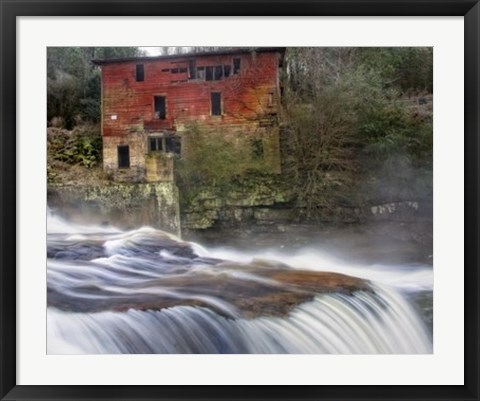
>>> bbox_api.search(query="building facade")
[93,48,284,182]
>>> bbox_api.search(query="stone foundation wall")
[48,182,181,235]
[180,176,432,231]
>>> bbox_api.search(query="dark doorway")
[117,145,130,169]
[211,92,222,116]
[154,96,166,119]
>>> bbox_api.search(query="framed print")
[1,0,479,400]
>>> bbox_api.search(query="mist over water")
[47,212,433,354]
[199,246,433,293]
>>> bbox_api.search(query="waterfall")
[47,212,433,354]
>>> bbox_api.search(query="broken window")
[251,139,264,159]
[148,136,181,155]
[154,96,166,119]
[188,60,197,79]
[214,65,223,80]
[233,58,241,74]
[197,67,206,80]
[117,145,130,169]
[206,66,214,81]
[224,65,231,77]
[211,92,222,116]
[136,64,144,82]
[172,67,187,73]
[149,137,164,152]
[165,137,181,155]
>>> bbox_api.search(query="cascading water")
[47,211,433,354]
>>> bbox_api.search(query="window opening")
[197,67,206,80]
[149,137,164,152]
[135,64,144,82]
[166,137,181,155]
[117,145,130,169]
[172,65,187,73]
[206,66,214,81]
[211,92,222,116]
[233,58,241,74]
[214,65,223,80]
[188,60,197,79]
[224,65,231,77]
[154,96,166,119]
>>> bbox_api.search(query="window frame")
[148,136,165,152]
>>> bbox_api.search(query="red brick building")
[93,48,285,182]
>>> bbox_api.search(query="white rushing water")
[200,247,434,293]
[47,213,433,354]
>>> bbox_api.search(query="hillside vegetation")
[47,47,433,222]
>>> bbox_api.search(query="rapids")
[47,212,433,354]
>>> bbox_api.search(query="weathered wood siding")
[101,51,281,136]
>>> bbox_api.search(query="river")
[47,212,433,354]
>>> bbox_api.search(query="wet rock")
[47,243,106,260]
[48,255,371,319]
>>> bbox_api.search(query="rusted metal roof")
[92,47,285,65]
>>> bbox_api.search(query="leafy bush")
[282,57,433,218]
[360,98,433,167]
[175,124,268,197]
[48,125,102,168]
[47,72,81,129]
[357,47,433,93]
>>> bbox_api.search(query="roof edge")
[92,47,286,65]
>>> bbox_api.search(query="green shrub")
[48,125,102,168]
[176,124,267,187]
[282,63,432,218]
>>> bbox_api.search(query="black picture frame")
[1,1,478,400]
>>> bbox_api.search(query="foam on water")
[47,284,431,354]
[47,212,433,354]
